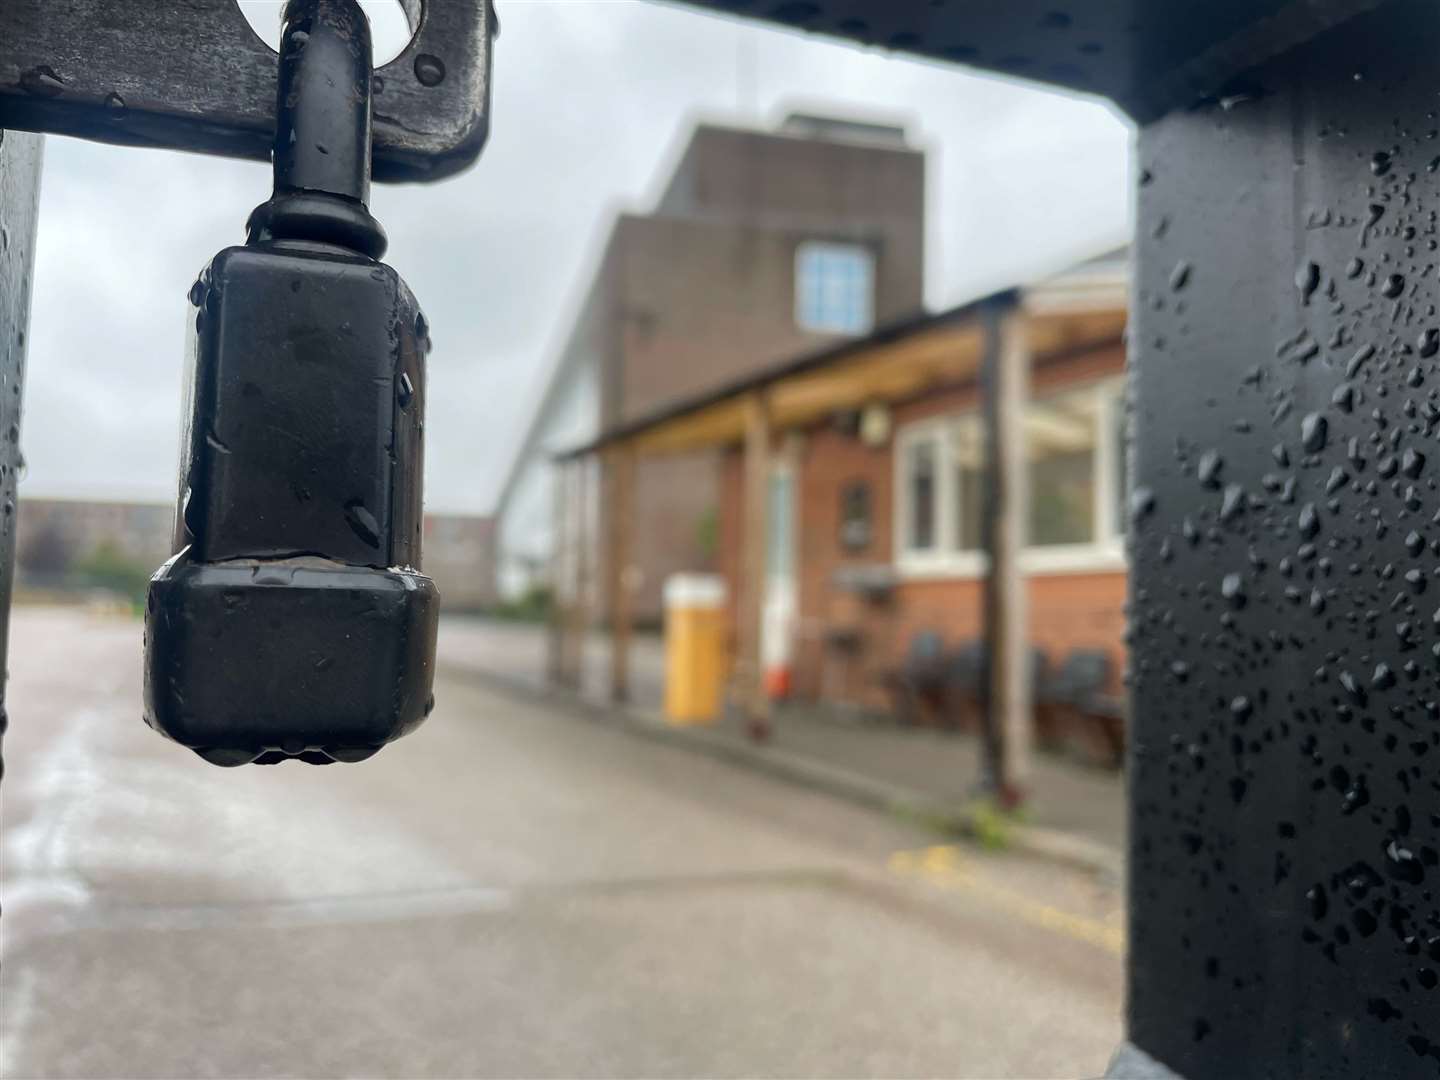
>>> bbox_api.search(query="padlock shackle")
[274,0,373,204]
[247,0,388,259]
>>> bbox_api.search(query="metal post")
[740,391,771,735]
[606,445,635,704]
[0,129,42,789]
[0,128,42,951]
[997,307,1032,798]
[1117,3,1440,1075]
[569,457,593,696]
[546,460,569,687]
[977,297,1028,804]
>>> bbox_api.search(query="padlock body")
[145,239,438,765]
[145,555,437,766]
[176,241,426,565]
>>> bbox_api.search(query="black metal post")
[1120,2,1440,1074]
[0,128,42,788]
[0,128,43,953]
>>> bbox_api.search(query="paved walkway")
[437,617,1126,857]
[3,607,1123,1078]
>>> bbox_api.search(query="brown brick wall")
[611,214,920,424]
[584,121,926,621]
[713,338,1128,710]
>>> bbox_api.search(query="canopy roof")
[556,291,1125,461]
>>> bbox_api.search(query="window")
[894,379,1125,577]
[795,241,874,335]
[1027,392,1099,546]
[839,481,873,552]
[950,420,985,553]
[905,439,936,551]
[765,469,795,583]
[896,415,985,571]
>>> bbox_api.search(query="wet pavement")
[439,616,1127,854]
[2,606,1123,1078]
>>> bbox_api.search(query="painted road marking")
[888,844,1126,956]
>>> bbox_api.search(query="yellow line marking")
[887,845,1126,956]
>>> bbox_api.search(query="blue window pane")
[796,242,874,334]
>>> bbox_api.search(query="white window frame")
[893,416,987,579]
[893,377,1127,580]
[794,240,875,336]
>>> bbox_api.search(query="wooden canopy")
[556,298,1125,460]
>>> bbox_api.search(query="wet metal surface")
[671,0,1384,122]
[1129,3,1440,1074]
[0,0,492,182]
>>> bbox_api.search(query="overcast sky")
[21,0,1132,515]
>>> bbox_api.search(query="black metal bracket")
[0,0,494,183]
[671,0,1385,122]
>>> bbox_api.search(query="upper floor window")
[795,241,874,335]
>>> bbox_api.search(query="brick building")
[493,112,926,619]
[555,251,1129,733]
[421,513,497,611]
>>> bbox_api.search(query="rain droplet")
[343,501,381,548]
[1301,412,1328,453]
[1197,450,1223,489]
[1387,840,1426,884]
[1129,487,1156,522]
[1340,669,1367,703]
[1220,484,1245,522]
[20,65,64,97]
[1346,343,1376,378]
[1221,572,1247,608]
[414,53,446,87]
[1296,261,1321,304]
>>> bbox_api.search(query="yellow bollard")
[662,574,727,724]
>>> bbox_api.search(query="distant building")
[553,249,1130,754]
[493,112,926,619]
[16,497,173,589]
[422,513,497,612]
[15,496,496,611]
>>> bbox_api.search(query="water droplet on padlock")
[343,500,381,548]
[20,65,64,97]
[413,53,446,87]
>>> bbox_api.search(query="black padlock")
[144,0,439,766]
